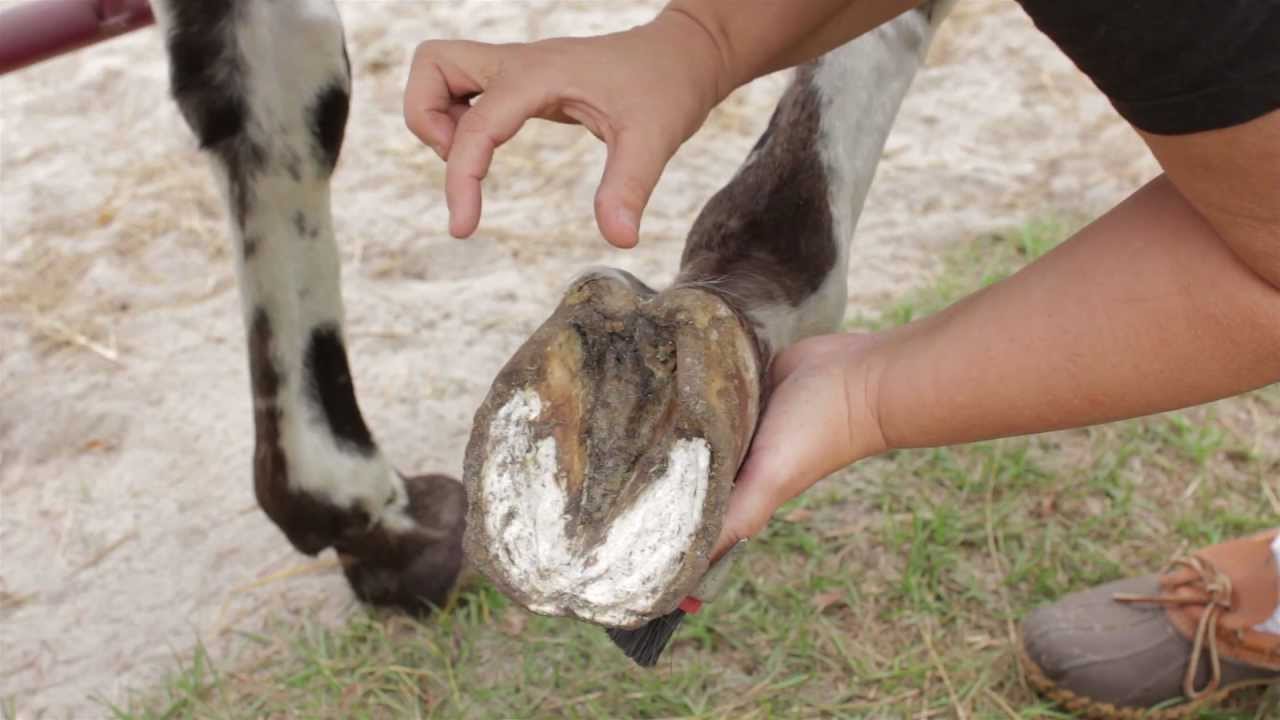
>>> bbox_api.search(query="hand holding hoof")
[463,270,763,628]
[337,473,467,616]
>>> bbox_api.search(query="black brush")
[607,606,689,667]
[606,541,746,666]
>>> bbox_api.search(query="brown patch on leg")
[679,65,835,309]
[246,309,465,613]
[248,308,347,555]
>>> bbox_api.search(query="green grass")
[850,216,1074,331]
[62,216,1280,719]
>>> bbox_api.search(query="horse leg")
[152,0,464,613]
[463,4,952,627]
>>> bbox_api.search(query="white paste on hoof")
[480,389,710,627]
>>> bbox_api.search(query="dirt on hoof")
[337,473,467,615]
[462,270,763,628]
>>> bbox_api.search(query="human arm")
[665,0,922,91]
[712,171,1280,557]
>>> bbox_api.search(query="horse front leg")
[463,4,953,633]
[152,0,464,613]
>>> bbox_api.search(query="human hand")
[710,332,891,560]
[404,11,729,249]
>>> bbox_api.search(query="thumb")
[593,127,675,249]
[710,360,858,560]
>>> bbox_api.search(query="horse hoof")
[337,473,467,615]
[463,269,762,628]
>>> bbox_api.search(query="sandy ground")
[0,1,1160,716]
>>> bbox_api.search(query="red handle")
[0,0,154,76]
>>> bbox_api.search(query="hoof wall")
[463,270,761,627]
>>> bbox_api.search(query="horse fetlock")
[338,473,467,615]
[253,427,466,613]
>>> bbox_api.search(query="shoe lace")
[1113,556,1233,701]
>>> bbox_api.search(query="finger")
[593,127,675,249]
[411,98,472,161]
[446,101,471,126]
[403,40,498,158]
[712,363,857,559]
[711,496,761,561]
[444,84,547,238]
[709,475,787,563]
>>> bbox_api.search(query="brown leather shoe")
[1021,529,1280,718]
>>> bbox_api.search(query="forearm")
[866,175,1280,451]
[661,0,922,97]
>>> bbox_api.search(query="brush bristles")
[605,608,687,667]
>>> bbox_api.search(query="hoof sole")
[463,270,761,627]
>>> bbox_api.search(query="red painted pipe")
[0,0,154,76]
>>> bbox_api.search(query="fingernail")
[611,207,640,248]
[618,207,639,235]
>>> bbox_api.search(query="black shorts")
[1016,0,1280,135]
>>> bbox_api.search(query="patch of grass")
[111,215,1278,719]
[103,644,226,720]
[851,215,1074,331]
